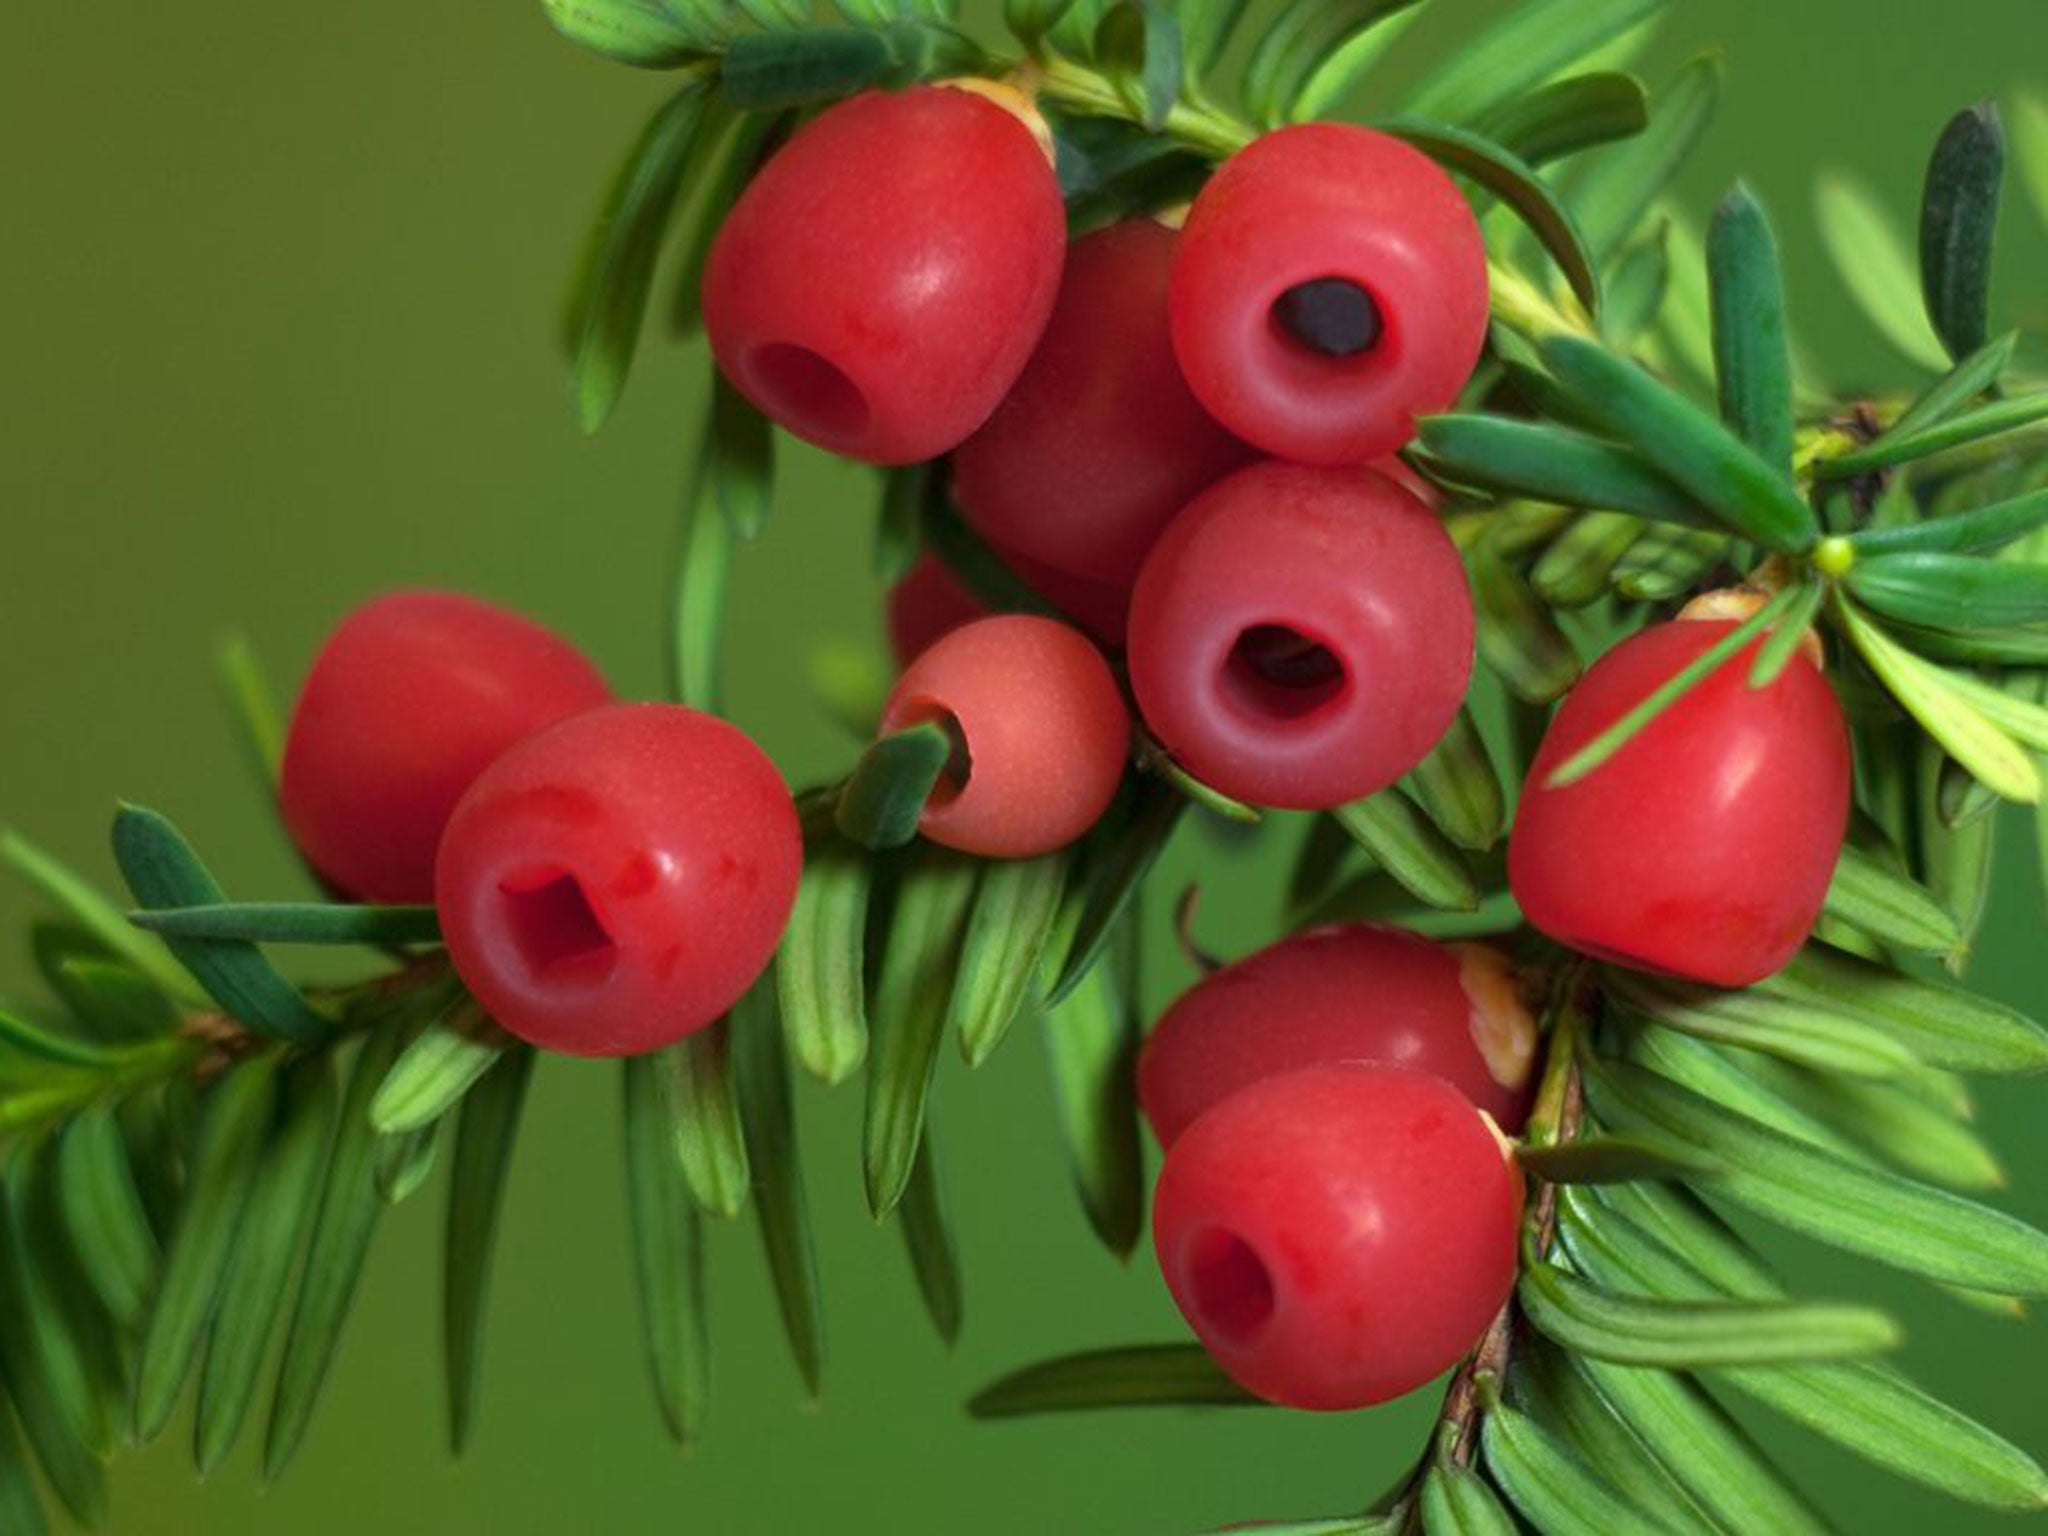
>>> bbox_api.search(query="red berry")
[1509,616,1852,987]
[1138,924,1535,1146]
[703,85,1066,465]
[1169,125,1489,466]
[1127,461,1473,809]
[1153,1066,1522,1411]
[887,555,988,668]
[279,591,612,904]
[953,220,1255,588]
[878,615,1129,859]
[435,703,802,1057]
[998,543,1132,649]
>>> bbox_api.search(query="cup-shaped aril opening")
[1185,1227,1277,1346]
[1269,277,1385,362]
[748,343,872,442]
[890,700,975,808]
[496,866,618,987]
[1221,624,1350,725]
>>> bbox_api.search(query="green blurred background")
[3,1,2045,1530]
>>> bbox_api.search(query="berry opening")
[1221,625,1349,724]
[748,344,872,441]
[496,868,618,985]
[1270,278,1383,359]
[1186,1228,1276,1345]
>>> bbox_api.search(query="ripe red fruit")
[887,555,988,667]
[998,544,1132,649]
[1127,461,1474,809]
[435,703,802,1057]
[1509,616,1852,987]
[703,84,1066,465]
[953,219,1255,588]
[878,615,1129,859]
[279,591,612,904]
[1138,924,1535,1146]
[1169,125,1489,466]
[1153,1066,1522,1411]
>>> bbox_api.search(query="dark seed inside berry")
[1271,279,1383,359]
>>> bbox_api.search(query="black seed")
[1271,279,1383,358]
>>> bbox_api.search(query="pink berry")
[703,85,1066,465]
[1138,924,1536,1146]
[1153,1066,1522,1411]
[953,220,1255,588]
[877,615,1129,859]
[279,591,612,904]
[1169,125,1489,466]
[1127,461,1473,809]
[435,703,802,1057]
[1510,617,1852,987]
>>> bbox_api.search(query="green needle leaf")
[671,373,739,713]
[1281,0,1427,125]
[952,851,1069,1067]
[135,1055,281,1445]
[1820,391,2048,477]
[1815,172,1953,371]
[1582,1055,2048,1296]
[1605,963,1924,1079]
[129,902,441,946]
[265,1016,405,1479]
[968,1343,1257,1417]
[897,1134,963,1345]
[1920,103,2006,361]
[1610,523,1726,603]
[835,721,955,852]
[1042,775,1184,1008]
[1333,790,1480,911]
[1399,706,1505,852]
[54,1108,160,1331]
[1515,1136,1709,1185]
[1416,418,1709,528]
[1042,950,1144,1258]
[1547,586,1799,788]
[1093,1,1182,130]
[1484,1402,1681,1536]
[1468,535,1583,706]
[1821,842,1965,957]
[195,1056,338,1475]
[0,1401,48,1536]
[1541,336,1817,552]
[1848,485,2048,558]
[1886,331,2019,442]
[1380,120,1601,314]
[1767,943,2048,1076]
[213,630,285,792]
[1745,578,1826,688]
[567,77,716,434]
[1834,596,2040,802]
[368,997,512,1137]
[444,1044,534,1456]
[1570,51,1720,266]
[662,1023,752,1221]
[1403,0,1667,126]
[621,1055,709,1447]
[1847,552,2048,631]
[0,1165,108,1525]
[540,0,711,68]
[111,804,328,1044]
[1531,512,1643,610]
[1519,1257,1901,1367]
[1419,1458,1517,1535]
[775,837,872,1084]
[863,846,978,1218]
[1474,71,1649,167]
[2,830,198,1005]
[373,1122,443,1206]
[2013,90,2048,229]
[1707,184,1794,476]
[730,981,826,1396]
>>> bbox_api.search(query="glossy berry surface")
[1138,924,1535,1147]
[1128,461,1474,809]
[435,703,802,1057]
[1169,124,1489,466]
[280,590,612,904]
[1509,617,1852,987]
[999,543,1133,649]
[703,85,1066,465]
[878,615,1128,859]
[887,555,988,668]
[953,220,1254,588]
[1153,1066,1522,1411]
